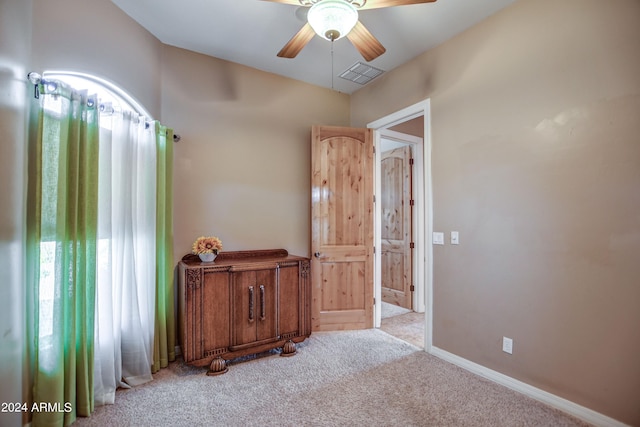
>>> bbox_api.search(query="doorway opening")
[368,99,433,352]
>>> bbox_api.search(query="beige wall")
[390,116,424,137]
[0,0,32,425]
[31,0,163,117]
[352,0,640,424]
[163,45,349,262]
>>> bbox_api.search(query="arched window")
[44,70,152,120]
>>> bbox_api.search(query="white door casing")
[368,99,432,352]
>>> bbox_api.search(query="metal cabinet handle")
[259,285,266,321]
[248,286,254,322]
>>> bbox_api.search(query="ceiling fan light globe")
[307,0,358,42]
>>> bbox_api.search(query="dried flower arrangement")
[191,236,223,255]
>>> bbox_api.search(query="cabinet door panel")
[279,265,300,338]
[202,271,230,355]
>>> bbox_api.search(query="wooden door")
[311,125,374,331]
[381,146,413,309]
[231,268,277,349]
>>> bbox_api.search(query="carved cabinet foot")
[207,357,229,376]
[280,340,297,357]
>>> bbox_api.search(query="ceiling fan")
[261,0,437,62]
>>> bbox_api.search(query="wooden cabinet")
[178,249,311,375]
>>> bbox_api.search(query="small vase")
[198,253,217,263]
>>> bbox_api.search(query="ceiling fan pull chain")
[331,40,335,91]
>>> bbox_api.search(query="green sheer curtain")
[27,81,99,426]
[26,76,176,425]
[153,123,176,373]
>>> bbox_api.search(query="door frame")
[367,99,433,352]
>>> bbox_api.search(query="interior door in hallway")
[311,125,374,331]
[381,146,413,309]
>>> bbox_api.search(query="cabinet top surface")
[180,248,308,269]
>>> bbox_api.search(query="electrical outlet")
[502,337,513,354]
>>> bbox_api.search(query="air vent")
[338,62,384,85]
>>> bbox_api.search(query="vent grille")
[339,62,384,85]
[205,348,226,357]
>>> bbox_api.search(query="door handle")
[248,286,255,322]
[314,252,321,258]
[259,285,266,321]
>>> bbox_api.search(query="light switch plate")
[451,231,459,245]
[433,232,444,245]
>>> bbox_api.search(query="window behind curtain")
[40,71,162,404]
[38,71,152,345]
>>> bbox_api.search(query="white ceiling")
[111,0,518,94]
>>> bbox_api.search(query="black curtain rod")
[28,72,181,143]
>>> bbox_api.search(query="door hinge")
[373,194,376,203]
[410,199,415,206]
[410,285,415,292]
[410,242,415,249]
[373,145,376,154]
[373,297,376,306]
[373,246,376,254]
[409,158,414,165]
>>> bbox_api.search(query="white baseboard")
[429,346,628,427]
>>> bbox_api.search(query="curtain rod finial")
[28,72,42,84]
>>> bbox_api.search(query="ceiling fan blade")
[259,0,305,5]
[358,0,437,10]
[277,23,316,58]
[347,21,386,62]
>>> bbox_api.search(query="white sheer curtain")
[94,110,157,405]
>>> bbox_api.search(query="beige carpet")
[74,329,589,427]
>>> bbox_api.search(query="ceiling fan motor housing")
[307,0,359,41]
